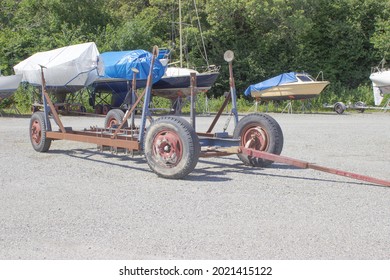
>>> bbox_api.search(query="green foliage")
[371,18,390,58]
[1,0,390,113]
[12,85,35,114]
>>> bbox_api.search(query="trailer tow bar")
[240,147,390,187]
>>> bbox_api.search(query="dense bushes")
[0,0,389,112]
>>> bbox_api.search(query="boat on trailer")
[13,42,101,94]
[244,72,329,101]
[12,42,102,113]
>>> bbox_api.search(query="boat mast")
[179,0,183,68]
[193,0,209,69]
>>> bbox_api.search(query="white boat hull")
[0,74,23,99]
[369,69,390,105]
[370,69,390,86]
[370,69,390,94]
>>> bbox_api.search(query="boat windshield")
[296,74,314,82]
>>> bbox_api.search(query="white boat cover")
[13,42,101,93]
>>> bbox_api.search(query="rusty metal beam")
[40,67,66,133]
[112,46,159,139]
[46,131,140,150]
[190,72,197,129]
[206,94,231,133]
[240,147,390,187]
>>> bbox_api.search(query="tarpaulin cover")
[13,42,101,89]
[100,50,165,83]
[244,72,297,96]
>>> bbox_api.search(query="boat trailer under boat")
[28,47,390,187]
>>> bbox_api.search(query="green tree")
[371,18,390,60]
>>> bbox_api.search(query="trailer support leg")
[40,67,66,133]
[190,72,197,129]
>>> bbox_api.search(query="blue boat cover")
[157,49,170,59]
[244,72,297,96]
[100,49,166,82]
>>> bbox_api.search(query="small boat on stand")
[245,72,330,113]
[245,72,330,101]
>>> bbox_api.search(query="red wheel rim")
[152,130,183,167]
[31,120,42,144]
[107,118,118,128]
[242,125,268,151]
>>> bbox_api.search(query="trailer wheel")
[355,101,366,113]
[30,111,52,152]
[233,113,283,167]
[144,116,200,179]
[104,109,128,128]
[334,102,346,114]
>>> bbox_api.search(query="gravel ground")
[0,111,389,260]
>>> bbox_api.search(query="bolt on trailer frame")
[29,46,390,187]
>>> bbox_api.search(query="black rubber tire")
[334,102,346,114]
[104,109,128,128]
[233,113,283,167]
[144,116,200,179]
[355,101,366,113]
[29,111,52,152]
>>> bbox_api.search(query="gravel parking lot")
[0,111,389,259]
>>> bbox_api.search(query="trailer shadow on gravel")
[47,148,154,174]
[44,148,381,187]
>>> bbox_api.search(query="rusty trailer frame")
[29,46,390,187]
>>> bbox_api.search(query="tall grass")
[1,82,387,115]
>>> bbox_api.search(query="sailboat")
[89,49,166,112]
[151,0,219,100]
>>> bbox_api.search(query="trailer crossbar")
[46,131,140,150]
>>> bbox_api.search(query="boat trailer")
[29,46,390,187]
[324,101,390,114]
